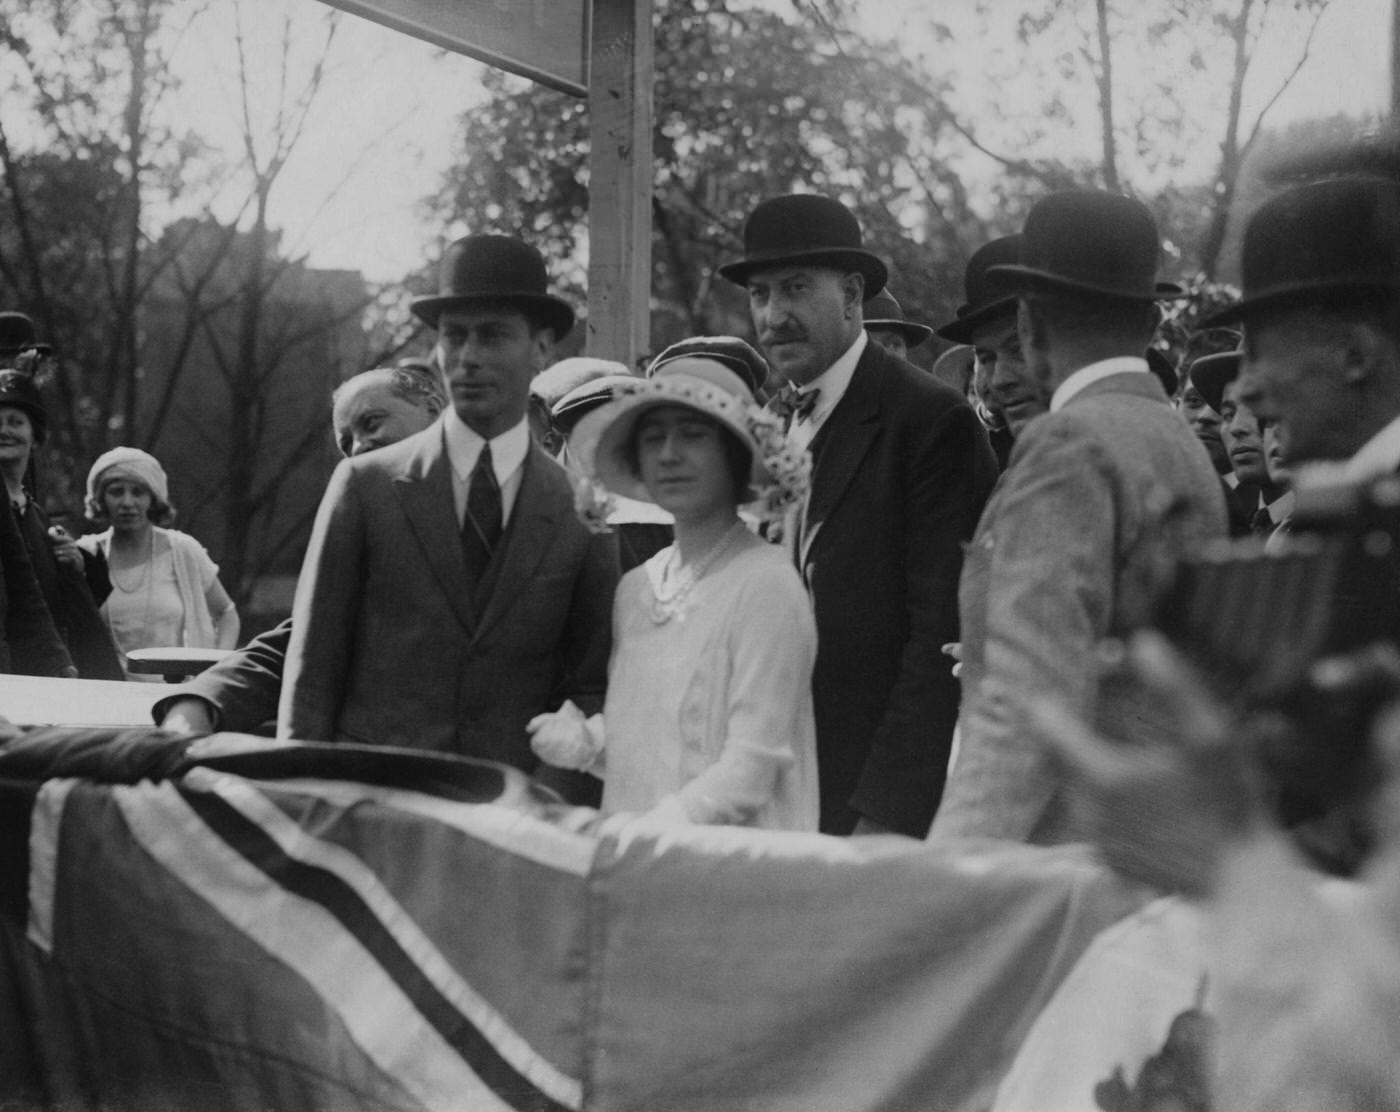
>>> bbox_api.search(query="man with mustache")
[722,194,997,836]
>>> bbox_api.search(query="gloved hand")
[641,794,693,827]
[527,700,603,771]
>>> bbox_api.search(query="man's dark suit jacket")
[151,617,292,735]
[799,341,997,836]
[276,419,618,773]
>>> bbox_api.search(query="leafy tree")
[962,0,1336,278]
[426,0,1001,363]
[429,0,1353,362]
[0,0,377,618]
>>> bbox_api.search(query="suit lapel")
[394,423,478,635]
[473,444,566,643]
[800,342,882,567]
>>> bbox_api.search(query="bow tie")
[768,383,820,428]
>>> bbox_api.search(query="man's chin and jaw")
[1242,314,1364,467]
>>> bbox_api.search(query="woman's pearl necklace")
[649,520,746,625]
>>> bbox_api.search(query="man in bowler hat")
[928,190,1226,844]
[1213,177,1400,479]
[723,193,997,837]
[1026,174,1400,1108]
[1188,347,1289,538]
[278,235,618,784]
[862,291,933,364]
[938,236,1038,472]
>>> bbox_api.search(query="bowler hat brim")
[0,343,52,357]
[987,264,1189,304]
[718,248,888,298]
[1200,277,1399,329]
[865,318,934,346]
[935,296,1019,344]
[410,292,575,340]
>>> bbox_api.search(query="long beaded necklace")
[106,531,156,662]
[648,519,746,625]
[109,533,153,594]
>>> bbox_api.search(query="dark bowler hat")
[0,312,51,358]
[936,235,1021,343]
[718,194,888,296]
[1203,178,1400,327]
[0,369,47,442]
[990,191,1182,304]
[1188,349,1241,415]
[410,235,575,339]
[862,291,933,348]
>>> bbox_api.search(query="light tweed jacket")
[930,371,1227,843]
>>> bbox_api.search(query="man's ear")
[530,328,557,374]
[1341,319,1386,387]
[841,272,865,318]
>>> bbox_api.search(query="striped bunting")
[246,773,595,876]
[112,773,581,1112]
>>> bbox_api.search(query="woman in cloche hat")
[78,447,239,679]
[526,356,819,830]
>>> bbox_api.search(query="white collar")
[1342,412,1400,483]
[1049,355,1149,412]
[1263,489,1295,525]
[797,329,867,428]
[443,409,530,487]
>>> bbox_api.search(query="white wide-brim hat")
[570,356,809,517]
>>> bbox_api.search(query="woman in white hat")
[528,356,818,830]
[78,447,239,679]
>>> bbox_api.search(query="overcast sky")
[171,0,1392,284]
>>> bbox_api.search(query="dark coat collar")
[802,339,885,556]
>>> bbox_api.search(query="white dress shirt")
[1049,355,1150,413]
[788,330,868,453]
[443,409,530,527]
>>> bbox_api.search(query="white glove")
[639,794,693,827]
[527,700,603,771]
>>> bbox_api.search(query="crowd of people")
[5,169,1400,845]
[5,140,1400,1103]
[0,315,240,684]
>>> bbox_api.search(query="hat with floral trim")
[571,356,810,519]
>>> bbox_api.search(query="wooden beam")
[585,0,653,368]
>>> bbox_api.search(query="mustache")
[762,328,807,345]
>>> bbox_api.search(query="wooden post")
[586,0,653,369]
[1392,0,1400,122]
